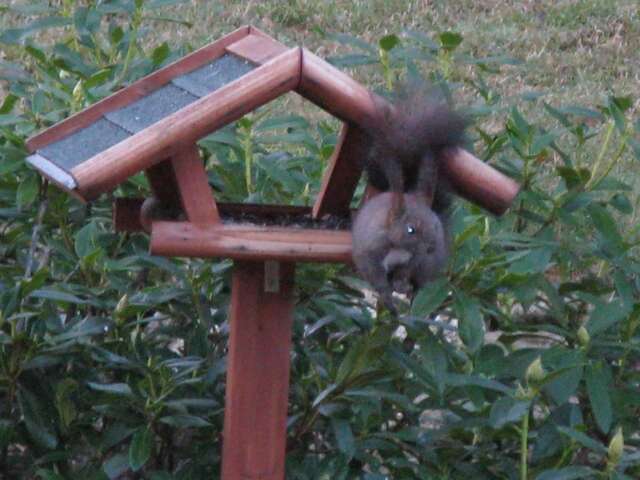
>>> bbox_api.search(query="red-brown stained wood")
[222,261,295,480]
[441,147,520,216]
[113,198,144,232]
[26,26,251,152]
[312,123,368,218]
[145,160,182,208]
[71,48,302,199]
[248,25,278,40]
[226,33,289,65]
[149,221,352,263]
[170,146,219,225]
[297,49,378,127]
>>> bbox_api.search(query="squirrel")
[351,82,467,313]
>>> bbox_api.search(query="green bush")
[1,2,639,479]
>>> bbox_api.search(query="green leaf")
[331,418,355,458]
[446,374,511,394]
[87,382,133,396]
[387,347,437,393]
[531,132,556,156]
[335,336,368,385]
[419,335,448,396]
[159,414,211,428]
[74,221,99,258]
[109,25,124,45]
[55,378,78,430]
[49,317,110,343]
[557,426,607,453]
[84,68,113,89]
[30,288,87,305]
[508,247,553,274]
[609,193,632,214]
[328,53,377,68]
[588,203,625,252]
[557,166,585,189]
[379,34,400,52]
[544,366,583,405]
[328,33,377,53]
[129,427,152,471]
[559,105,602,119]
[411,277,449,317]
[438,31,463,51]
[585,363,612,434]
[489,397,530,428]
[16,173,39,210]
[587,299,630,336]
[255,114,310,132]
[535,466,597,480]
[103,453,129,479]
[151,42,170,66]
[607,97,627,132]
[611,96,633,112]
[0,93,18,114]
[147,0,192,7]
[453,291,484,353]
[17,388,58,449]
[0,16,70,44]
[35,469,65,480]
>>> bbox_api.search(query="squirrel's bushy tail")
[362,81,467,202]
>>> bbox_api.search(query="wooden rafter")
[171,146,220,225]
[312,123,369,219]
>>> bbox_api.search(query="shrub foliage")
[1,2,639,479]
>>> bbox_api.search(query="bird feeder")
[25,26,519,480]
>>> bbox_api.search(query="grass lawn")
[2,0,638,139]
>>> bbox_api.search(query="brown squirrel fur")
[351,83,466,313]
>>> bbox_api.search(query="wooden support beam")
[312,123,368,219]
[26,26,251,151]
[222,261,295,480]
[145,160,182,208]
[171,146,219,225]
[149,221,352,263]
[71,48,302,199]
[112,198,145,232]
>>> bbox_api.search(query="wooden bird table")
[24,26,519,480]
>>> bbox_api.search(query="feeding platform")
[25,26,519,480]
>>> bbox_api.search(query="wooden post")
[312,123,368,219]
[222,261,295,480]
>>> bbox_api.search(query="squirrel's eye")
[406,225,416,235]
